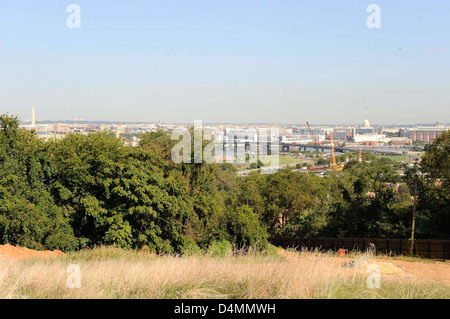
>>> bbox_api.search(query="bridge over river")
[278,143,412,156]
[217,141,413,157]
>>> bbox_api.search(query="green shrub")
[226,206,269,251]
[208,239,232,257]
[180,236,202,256]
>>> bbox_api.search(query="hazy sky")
[1,0,449,124]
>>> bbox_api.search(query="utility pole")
[330,132,337,171]
[409,159,419,256]
[410,178,417,256]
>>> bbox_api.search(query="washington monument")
[31,107,35,126]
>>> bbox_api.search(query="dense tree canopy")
[0,115,77,250]
[413,131,450,238]
[0,115,448,253]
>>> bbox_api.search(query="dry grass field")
[0,246,449,299]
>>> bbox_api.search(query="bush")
[208,239,232,257]
[316,158,329,165]
[180,236,202,256]
[227,206,269,251]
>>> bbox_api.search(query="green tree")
[48,131,191,252]
[414,131,450,239]
[0,115,77,251]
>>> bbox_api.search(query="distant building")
[353,133,385,143]
[353,118,384,142]
[331,130,348,141]
[363,118,371,129]
[356,118,374,134]
[390,137,412,146]
[37,133,65,141]
[399,125,447,144]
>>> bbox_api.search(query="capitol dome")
[363,118,371,128]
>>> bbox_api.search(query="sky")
[1,0,449,124]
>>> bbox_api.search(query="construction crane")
[329,132,345,171]
[330,132,338,171]
[291,143,303,159]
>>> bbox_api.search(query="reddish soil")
[0,244,65,261]
[277,249,450,286]
[375,257,450,285]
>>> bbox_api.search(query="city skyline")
[17,107,450,127]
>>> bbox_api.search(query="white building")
[353,118,384,142]
[354,133,385,143]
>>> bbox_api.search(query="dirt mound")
[0,244,65,261]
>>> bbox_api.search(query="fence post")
[443,241,446,261]
[428,240,431,259]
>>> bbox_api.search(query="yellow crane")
[330,132,337,170]
[329,132,345,171]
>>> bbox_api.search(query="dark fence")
[271,237,450,260]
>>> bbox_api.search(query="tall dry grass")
[0,247,448,299]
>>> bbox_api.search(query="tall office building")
[31,107,36,126]
[399,125,447,144]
